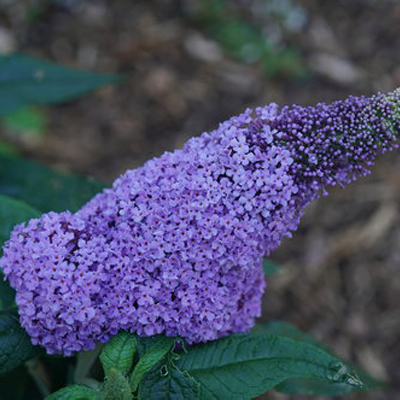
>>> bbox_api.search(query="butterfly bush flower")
[1,89,399,355]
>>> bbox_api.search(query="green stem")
[26,358,51,398]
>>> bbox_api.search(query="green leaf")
[0,194,40,247]
[100,332,137,377]
[258,321,383,396]
[135,336,162,358]
[0,310,42,376]
[0,139,18,157]
[102,368,133,400]
[138,364,200,400]
[262,259,281,276]
[255,321,329,351]
[46,385,102,400]
[130,336,175,392]
[2,106,46,139]
[0,53,121,115]
[0,154,104,213]
[0,366,29,400]
[0,274,16,311]
[176,333,373,400]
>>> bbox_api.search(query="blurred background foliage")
[184,0,307,77]
[0,0,399,399]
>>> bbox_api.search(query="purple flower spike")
[1,89,399,355]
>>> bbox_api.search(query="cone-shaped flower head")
[1,89,399,355]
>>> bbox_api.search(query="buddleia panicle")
[2,89,399,355]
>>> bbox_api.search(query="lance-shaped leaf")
[259,321,384,396]
[0,53,121,115]
[45,385,102,400]
[130,336,175,392]
[254,321,328,350]
[100,332,137,377]
[0,310,42,376]
[176,333,373,400]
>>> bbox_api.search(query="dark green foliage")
[188,0,305,77]
[129,337,175,392]
[0,310,42,376]
[138,364,200,400]
[259,321,384,396]
[0,194,40,247]
[100,332,137,377]
[0,274,16,311]
[0,154,104,214]
[176,333,377,399]
[102,368,132,400]
[0,53,121,115]
[45,384,102,400]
